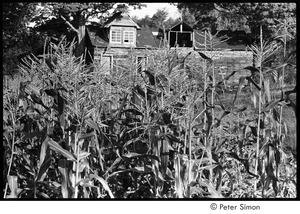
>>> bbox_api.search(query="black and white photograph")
[2,2,297,202]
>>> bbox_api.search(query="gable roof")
[168,21,193,32]
[136,26,158,48]
[144,26,165,47]
[86,17,248,50]
[86,25,158,48]
[86,26,108,48]
[103,11,141,29]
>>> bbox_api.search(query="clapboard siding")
[92,47,253,86]
[203,50,253,85]
[175,49,253,85]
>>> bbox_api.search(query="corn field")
[3,28,297,199]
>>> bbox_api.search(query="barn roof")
[136,26,158,48]
[86,25,158,48]
[86,26,108,48]
[103,12,141,29]
[86,16,248,50]
[168,21,193,32]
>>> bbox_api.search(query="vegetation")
[2,2,46,76]
[133,8,177,30]
[3,24,296,198]
[2,2,145,76]
[2,2,296,199]
[177,3,296,43]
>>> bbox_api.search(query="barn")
[86,12,158,73]
[85,12,253,85]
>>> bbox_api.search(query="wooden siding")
[109,26,137,48]
[93,47,253,86]
[177,49,253,86]
[94,47,149,72]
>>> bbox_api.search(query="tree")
[164,17,177,30]
[35,3,145,57]
[178,7,196,27]
[135,8,177,30]
[152,8,169,29]
[136,15,153,28]
[177,3,296,44]
[178,3,218,31]
[2,2,46,76]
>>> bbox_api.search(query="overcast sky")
[129,3,180,19]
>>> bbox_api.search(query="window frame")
[110,29,122,43]
[123,31,135,44]
[136,56,148,72]
[100,54,113,74]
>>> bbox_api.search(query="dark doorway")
[169,31,193,47]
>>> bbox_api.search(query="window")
[101,55,113,74]
[111,30,121,43]
[124,31,135,44]
[137,56,148,72]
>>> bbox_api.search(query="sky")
[129,3,180,19]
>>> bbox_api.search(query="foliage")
[32,3,145,57]
[177,3,296,44]
[178,7,196,27]
[2,2,146,77]
[2,2,46,76]
[3,25,296,199]
[134,8,177,30]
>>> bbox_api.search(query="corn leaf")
[160,138,170,176]
[23,131,46,141]
[122,152,160,162]
[59,112,65,129]
[79,131,96,140]
[36,191,50,198]
[104,157,122,176]
[58,159,73,198]
[235,106,247,113]
[44,88,57,96]
[36,137,52,182]
[122,108,144,117]
[262,99,281,112]
[142,70,155,85]
[246,76,261,91]
[89,174,114,198]
[165,167,174,180]
[132,166,153,174]
[166,133,184,145]
[199,180,223,198]
[198,52,213,63]
[232,76,246,107]
[7,175,18,198]
[244,66,259,73]
[78,151,91,161]
[85,119,100,133]
[48,138,76,161]
[217,70,237,85]
[57,92,65,115]
[174,156,184,198]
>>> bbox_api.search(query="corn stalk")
[254,25,263,192]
